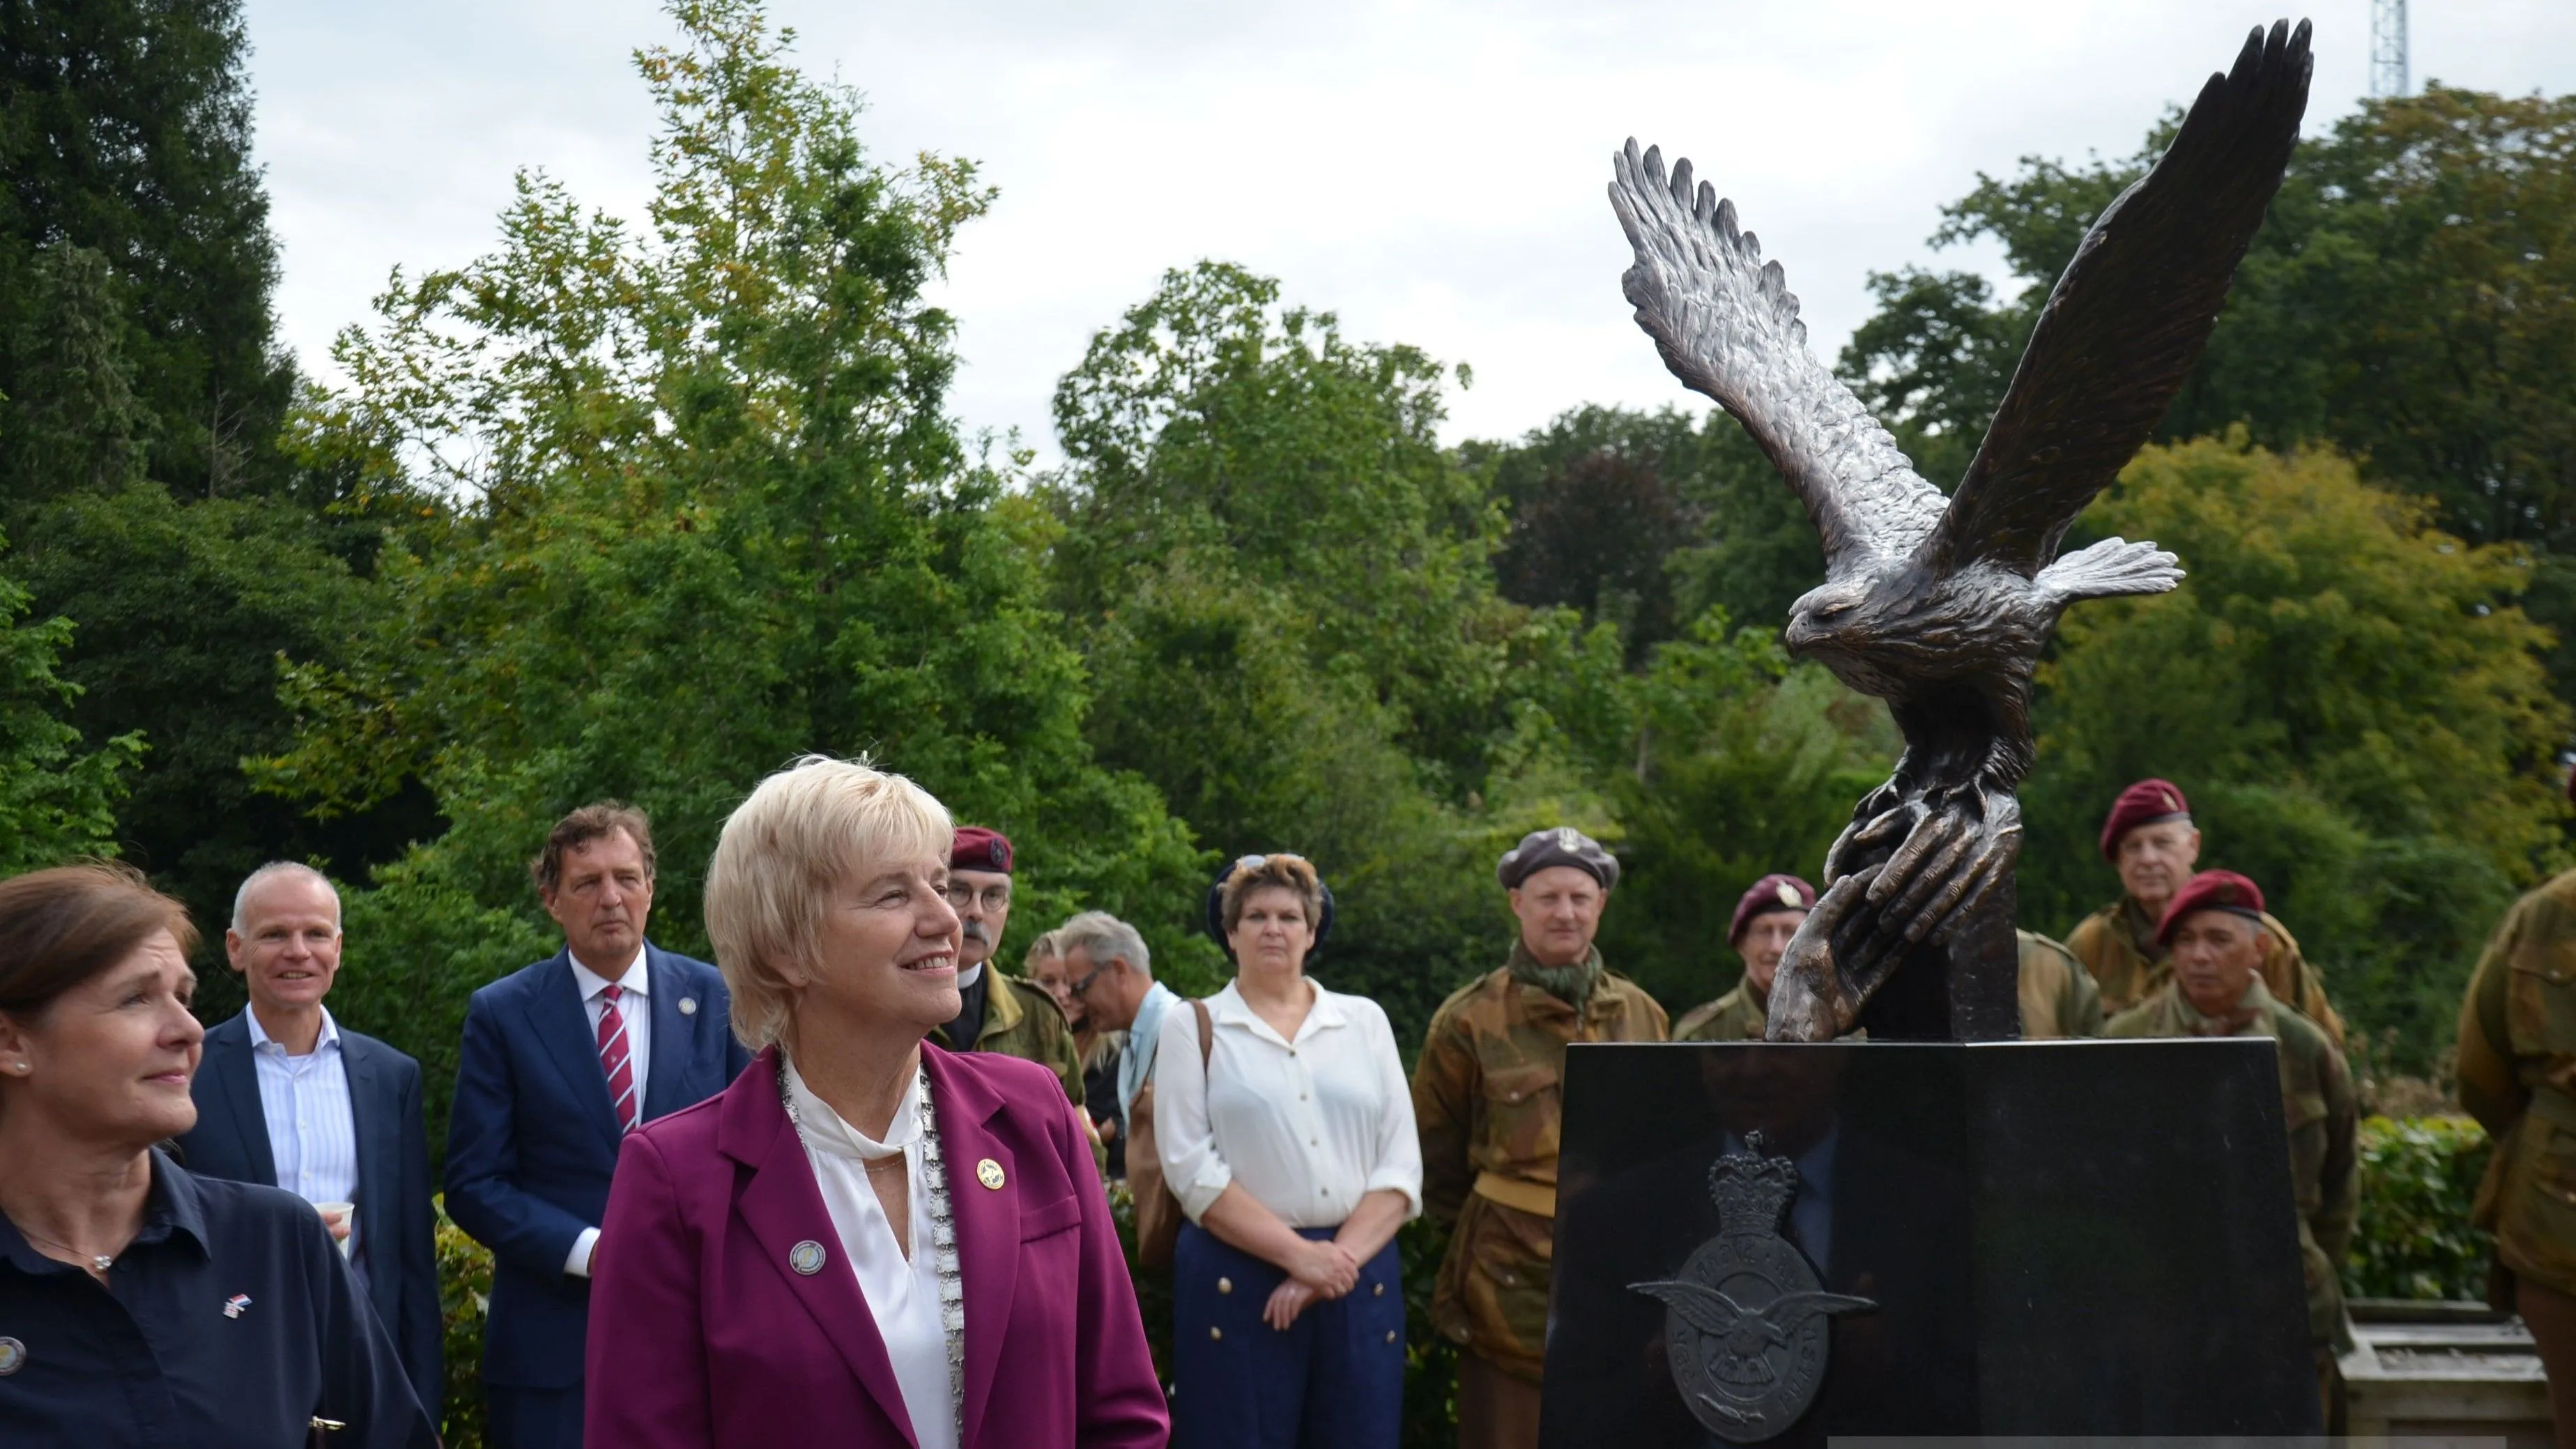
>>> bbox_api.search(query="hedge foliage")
[2345,1114,2494,1303]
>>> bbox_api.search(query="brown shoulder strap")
[1190,997,1213,1069]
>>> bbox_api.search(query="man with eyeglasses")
[930,826,1084,1105]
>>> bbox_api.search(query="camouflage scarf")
[1509,939,1603,1010]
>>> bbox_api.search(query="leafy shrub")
[2345,1114,2493,1301]
[435,1196,493,1449]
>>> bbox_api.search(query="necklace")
[779,1055,964,1436]
[15,1222,115,1273]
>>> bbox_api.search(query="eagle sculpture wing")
[1919,20,2313,580]
[1611,141,1949,581]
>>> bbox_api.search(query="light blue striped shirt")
[245,1005,362,1280]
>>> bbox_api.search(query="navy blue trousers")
[1171,1221,1404,1449]
[486,1383,582,1449]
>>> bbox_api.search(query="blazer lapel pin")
[790,1240,827,1275]
[679,997,698,1016]
[976,1158,1005,1190]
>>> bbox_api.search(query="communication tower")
[2370,0,2410,98]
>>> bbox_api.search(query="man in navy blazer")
[445,802,752,1449]
[176,862,443,1416]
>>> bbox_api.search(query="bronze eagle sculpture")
[1609,20,2313,1040]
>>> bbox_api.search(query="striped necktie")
[597,983,641,1133]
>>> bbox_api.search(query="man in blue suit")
[177,862,443,1416]
[445,802,751,1449]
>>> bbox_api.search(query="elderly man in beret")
[930,826,1084,1105]
[1676,874,1813,1041]
[1413,827,1666,1449]
[2106,869,2356,1414]
[2065,777,2344,1043]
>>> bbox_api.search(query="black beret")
[1497,827,1620,891]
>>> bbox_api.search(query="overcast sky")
[239,0,2576,463]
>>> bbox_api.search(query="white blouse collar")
[781,1052,923,1162]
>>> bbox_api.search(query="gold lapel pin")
[976,1158,1006,1190]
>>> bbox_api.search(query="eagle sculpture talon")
[1614,18,2313,1039]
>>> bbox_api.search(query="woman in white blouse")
[1154,853,1421,1449]
[584,756,1165,1449]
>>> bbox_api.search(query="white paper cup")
[316,1202,355,1257]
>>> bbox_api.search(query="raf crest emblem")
[1628,1132,1876,1442]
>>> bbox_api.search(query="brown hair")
[530,802,657,896]
[0,863,199,1019]
[1219,854,1323,935]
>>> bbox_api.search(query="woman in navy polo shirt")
[0,863,433,1448]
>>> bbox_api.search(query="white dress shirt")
[565,948,649,1278]
[247,1005,362,1273]
[784,1055,957,1449]
[1153,978,1423,1228]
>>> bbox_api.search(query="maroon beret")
[2154,869,2265,945]
[951,826,1012,875]
[1729,873,1816,944]
[2099,777,2192,860]
[1498,827,1619,891]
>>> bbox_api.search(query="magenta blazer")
[585,1043,1169,1449]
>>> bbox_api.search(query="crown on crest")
[1708,1130,1800,1234]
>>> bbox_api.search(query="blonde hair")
[1218,853,1322,935]
[703,755,953,1050]
[1022,928,1062,970]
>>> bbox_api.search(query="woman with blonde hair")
[584,756,1166,1449]
[1153,853,1420,1448]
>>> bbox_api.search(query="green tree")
[8,480,405,971]
[0,0,293,500]
[1048,262,1542,1037]
[2023,438,2568,1066]
[0,539,139,871]
[1839,89,2576,705]
[1583,613,1897,1013]
[1465,405,1817,661]
[266,0,1210,1151]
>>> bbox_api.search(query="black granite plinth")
[1540,1040,2320,1445]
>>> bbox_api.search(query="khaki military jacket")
[2458,868,2576,1298]
[2069,897,2345,1045]
[929,971,1083,1107]
[1413,946,1667,1379]
[2016,930,2104,1040]
[2107,978,2357,1348]
[1675,978,1768,1042]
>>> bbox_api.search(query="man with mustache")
[930,827,1082,1105]
[443,803,752,1449]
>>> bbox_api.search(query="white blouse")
[783,1057,956,1449]
[1153,979,1423,1229]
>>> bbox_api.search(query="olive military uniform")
[1673,978,1767,1042]
[2458,866,2576,1435]
[2107,978,2357,1354]
[929,972,1084,1107]
[1413,944,1668,1383]
[2068,896,2345,1045]
[1679,934,2097,1044]
[2016,929,2104,1040]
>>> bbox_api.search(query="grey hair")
[231,862,342,934]
[1054,910,1149,979]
